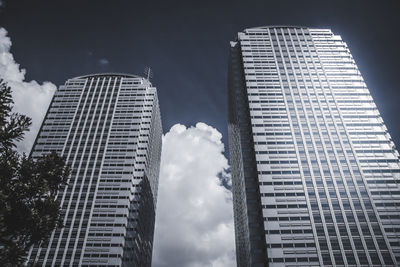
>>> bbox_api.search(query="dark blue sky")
[1,0,400,157]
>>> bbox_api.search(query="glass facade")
[228,26,400,266]
[26,73,162,267]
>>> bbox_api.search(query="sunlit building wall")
[228,26,400,266]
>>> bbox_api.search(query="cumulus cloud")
[153,123,236,267]
[0,27,56,153]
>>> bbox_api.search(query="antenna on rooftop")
[144,67,153,81]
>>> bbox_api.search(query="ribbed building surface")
[228,26,400,266]
[26,73,162,267]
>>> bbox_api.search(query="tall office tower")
[228,26,400,266]
[26,73,162,267]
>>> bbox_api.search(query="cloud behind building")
[0,27,56,153]
[153,123,236,267]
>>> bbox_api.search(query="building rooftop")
[72,73,144,80]
[246,25,309,30]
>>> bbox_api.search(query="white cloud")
[0,27,56,153]
[153,123,236,267]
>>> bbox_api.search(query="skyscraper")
[26,73,162,267]
[228,26,400,266]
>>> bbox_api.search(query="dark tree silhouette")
[0,79,70,266]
